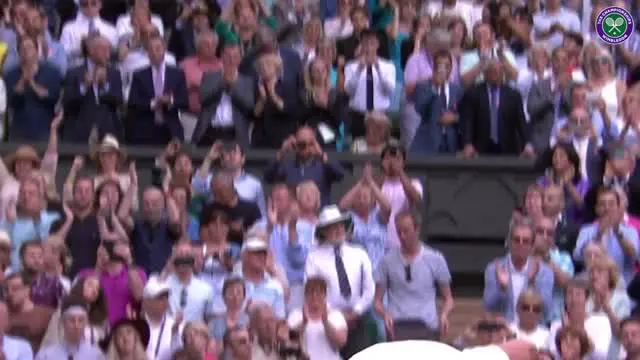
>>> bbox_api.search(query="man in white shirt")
[344,28,396,138]
[59,0,117,67]
[142,276,183,360]
[423,0,475,33]
[305,205,375,359]
[324,0,353,40]
[532,0,581,50]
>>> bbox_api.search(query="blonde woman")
[295,180,320,243]
[583,44,626,124]
[351,112,393,154]
[509,289,549,348]
[586,257,632,319]
[301,57,347,148]
[297,18,323,64]
[253,53,299,148]
[105,319,150,360]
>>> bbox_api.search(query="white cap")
[143,275,170,299]
[349,341,510,360]
[241,237,269,253]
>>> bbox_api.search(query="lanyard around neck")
[154,316,167,358]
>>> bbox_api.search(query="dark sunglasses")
[405,264,412,282]
[519,303,542,313]
[535,228,555,237]
[80,0,98,7]
[180,288,187,308]
[512,236,532,244]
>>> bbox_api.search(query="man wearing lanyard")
[142,276,183,360]
[35,299,104,359]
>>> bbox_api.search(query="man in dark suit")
[460,60,533,157]
[238,26,302,88]
[63,34,123,142]
[336,6,389,62]
[411,51,462,154]
[192,42,255,148]
[126,35,189,145]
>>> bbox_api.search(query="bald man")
[350,339,538,360]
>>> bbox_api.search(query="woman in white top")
[586,257,632,319]
[583,43,626,125]
[115,0,164,39]
[554,326,594,360]
[509,289,549,349]
[287,277,348,360]
[547,279,613,360]
[323,0,353,40]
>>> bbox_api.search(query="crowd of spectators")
[0,0,637,358]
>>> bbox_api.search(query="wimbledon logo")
[596,6,634,44]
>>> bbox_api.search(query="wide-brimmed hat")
[100,318,150,352]
[143,275,171,299]
[91,134,127,161]
[5,145,41,171]
[241,237,269,253]
[314,205,352,240]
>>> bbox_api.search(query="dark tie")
[366,65,374,111]
[439,86,447,109]
[489,86,499,143]
[334,245,351,298]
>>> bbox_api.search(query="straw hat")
[314,205,352,240]
[90,134,127,161]
[5,145,41,171]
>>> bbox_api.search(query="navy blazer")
[126,64,189,145]
[5,62,62,141]
[411,81,463,154]
[62,64,123,142]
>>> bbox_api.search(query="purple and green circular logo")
[596,6,634,44]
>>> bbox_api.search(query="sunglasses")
[519,303,542,313]
[405,264,412,282]
[80,0,98,7]
[512,236,532,244]
[535,228,555,237]
[180,288,187,308]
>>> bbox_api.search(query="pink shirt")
[179,56,222,114]
[382,178,424,249]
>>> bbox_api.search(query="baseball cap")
[143,276,171,299]
[241,237,269,253]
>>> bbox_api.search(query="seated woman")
[351,112,394,154]
[508,288,549,349]
[536,142,589,222]
[209,277,249,352]
[586,257,631,319]
[103,318,150,359]
[554,326,593,360]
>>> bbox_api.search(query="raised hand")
[71,155,84,172]
[527,257,539,283]
[129,161,138,187]
[267,199,278,225]
[51,111,63,130]
[496,262,509,289]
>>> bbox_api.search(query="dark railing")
[0,143,540,273]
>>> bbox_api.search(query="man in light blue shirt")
[0,301,33,360]
[574,187,639,285]
[1,179,60,269]
[233,238,286,319]
[192,141,266,217]
[35,299,104,359]
[166,242,214,323]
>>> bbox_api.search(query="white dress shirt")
[344,58,396,113]
[60,13,117,65]
[323,17,353,40]
[508,256,529,322]
[573,136,590,179]
[212,93,234,128]
[145,314,184,360]
[423,1,475,33]
[116,13,164,39]
[304,241,375,315]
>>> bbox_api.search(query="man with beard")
[5,272,53,353]
[18,241,64,309]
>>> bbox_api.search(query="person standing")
[305,205,375,359]
[374,210,454,341]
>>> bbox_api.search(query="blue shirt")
[197,243,241,292]
[233,269,286,319]
[269,223,313,286]
[350,208,387,271]
[264,157,346,206]
[209,311,249,340]
[167,273,214,322]
[2,335,33,360]
[1,210,60,268]
[192,171,267,217]
[574,222,640,285]
[35,340,103,360]
[549,248,574,321]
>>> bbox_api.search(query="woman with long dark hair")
[41,275,110,347]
